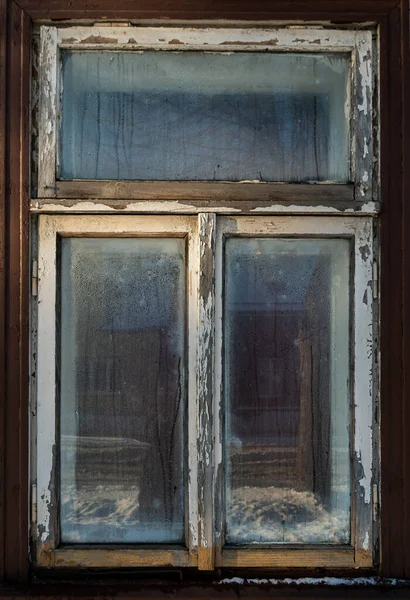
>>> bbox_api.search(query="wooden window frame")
[0,0,409,587]
[35,25,375,210]
[213,215,375,569]
[35,213,375,570]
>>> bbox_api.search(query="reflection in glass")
[59,238,185,543]
[224,238,350,544]
[61,52,349,182]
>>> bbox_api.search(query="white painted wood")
[36,26,375,205]
[36,214,199,562]
[352,31,374,201]
[30,199,380,216]
[57,26,362,51]
[214,215,374,566]
[197,213,216,570]
[353,217,374,558]
[38,27,58,198]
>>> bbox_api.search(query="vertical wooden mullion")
[197,212,215,571]
[5,1,30,581]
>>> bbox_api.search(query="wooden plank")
[50,548,191,568]
[353,31,374,201]
[0,0,7,582]
[31,198,379,216]
[4,1,30,582]
[379,8,406,579]
[37,26,57,198]
[197,213,215,571]
[16,0,398,21]
[221,547,356,568]
[352,219,374,566]
[54,181,355,203]
[400,0,410,580]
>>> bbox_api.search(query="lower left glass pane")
[59,237,186,544]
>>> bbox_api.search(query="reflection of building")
[60,239,185,543]
[226,242,346,524]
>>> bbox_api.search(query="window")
[33,25,378,571]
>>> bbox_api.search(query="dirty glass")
[60,51,350,182]
[224,238,351,544]
[59,237,186,543]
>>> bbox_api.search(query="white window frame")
[35,25,375,208]
[35,215,200,568]
[34,213,375,570]
[213,215,375,569]
[31,24,379,572]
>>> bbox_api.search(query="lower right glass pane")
[224,237,351,545]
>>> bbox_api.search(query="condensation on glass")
[224,238,351,545]
[60,52,350,183]
[59,237,186,543]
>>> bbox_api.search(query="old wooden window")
[32,25,378,571]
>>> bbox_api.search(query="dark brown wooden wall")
[0,0,409,587]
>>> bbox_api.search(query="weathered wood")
[49,548,192,569]
[31,198,380,215]
[4,1,30,582]
[0,0,409,583]
[353,31,374,201]
[221,547,356,568]
[36,215,199,569]
[380,5,409,579]
[15,0,400,21]
[197,213,215,571]
[37,26,57,198]
[352,219,374,566]
[53,181,356,203]
[400,0,410,582]
[0,0,7,583]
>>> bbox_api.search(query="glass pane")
[60,52,349,182]
[59,237,186,544]
[224,238,350,544]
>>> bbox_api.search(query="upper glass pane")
[224,238,351,545]
[60,51,350,182]
[59,237,186,544]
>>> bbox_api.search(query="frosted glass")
[224,238,350,545]
[59,237,186,544]
[60,52,349,182]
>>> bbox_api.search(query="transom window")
[32,25,378,571]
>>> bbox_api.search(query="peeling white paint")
[354,219,373,510]
[357,38,372,117]
[218,577,408,587]
[57,27,360,52]
[215,215,375,564]
[38,27,58,198]
[30,199,380,216]
[36,215,200,557]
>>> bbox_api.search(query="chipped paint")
[197,213,216,571]
[353,31,373,202]
[30,199,380,216]
[56,26,360,53]
[215,216,375,566]
[36,215,200,567]
[38,27,58,198]
[218,577,409,586]
[80,35,119,44]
